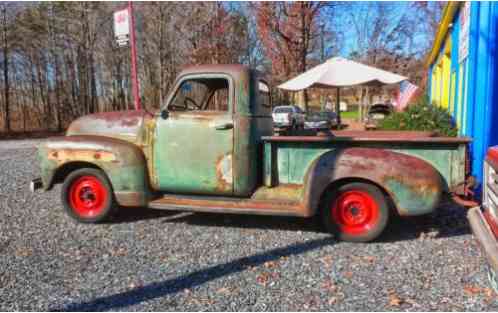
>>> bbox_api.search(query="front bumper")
[468,206,498,271]
[304,121,329,130]
[30,178,43,192]
[273,122,291,128]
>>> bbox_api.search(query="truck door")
[153,74,234,195]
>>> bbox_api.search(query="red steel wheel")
[62,168,115,223]
[331,190,380,236]
[68,175,108,218]
[321,182,389,242]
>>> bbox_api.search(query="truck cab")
[32,64,472,242]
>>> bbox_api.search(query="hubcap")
[331,190,379,235]
[68,175,108,218]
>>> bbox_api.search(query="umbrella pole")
[336,87,341,127]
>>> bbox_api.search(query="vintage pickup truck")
[31,64,473,242]
[468,146,498,290]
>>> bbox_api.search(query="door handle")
[214,123,233,130]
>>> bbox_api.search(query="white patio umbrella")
[277,57,407,125]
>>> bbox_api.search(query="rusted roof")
[178,64,250,78]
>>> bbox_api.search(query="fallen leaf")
[216,287,230,294]
[15,248,32,257]
[389,293,403,307]
[363,256,376,263]
[463,284,482,296]
[484,288,497,303]
[343,271,354,279]
[319,255,333,267]
[256,272,271,286]
[321,280,338,293]
[328,297,337,305]
[263,261,278,269]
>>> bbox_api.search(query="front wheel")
[320,182,389,242]
[61,168,116,223]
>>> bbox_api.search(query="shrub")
[378,95,458,137]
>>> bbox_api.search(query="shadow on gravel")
[106,207,179,224]
[161,211,323,233]
[378,204,471,242]
[110,203,470,241]
[54,237,335,312]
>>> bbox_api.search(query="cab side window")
[168,78,229,112]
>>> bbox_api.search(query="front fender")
[38,135,149,207]
[303,148,444,216]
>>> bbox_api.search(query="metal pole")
[336,87,341,127]
[128,1,141,110]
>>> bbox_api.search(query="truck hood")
[66,110,152,142]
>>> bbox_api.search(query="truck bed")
[262,131,471,195]
[262,130,471,144]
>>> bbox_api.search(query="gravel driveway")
[0,139,497,311]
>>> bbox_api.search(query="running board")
[147,195,305,217]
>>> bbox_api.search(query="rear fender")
[38,135,149,207]
[303,148,444,216]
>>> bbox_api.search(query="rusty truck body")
[31,64,472,242]
[468,146,498,290]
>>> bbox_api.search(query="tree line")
[0,1,443,133]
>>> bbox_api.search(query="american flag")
[394,80,419,110]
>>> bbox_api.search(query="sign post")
[128,1,141,110]
[113,2,141,111]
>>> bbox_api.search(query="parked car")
[468,146,498,291]
[304,111,338,130]
[31,64,473,243]
[364,103,393,130]
[272,105,305,130]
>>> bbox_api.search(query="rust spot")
[48,149,116,164]
[252,184,303,203]
[216,153,233,192]
[263,132,471,144]
[149,193,306,216]
[89,110,151,127]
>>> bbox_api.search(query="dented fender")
[37,135,149,207]
[303,148,444,216]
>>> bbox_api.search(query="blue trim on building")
[428,2,498,194]
[450,10,460,119]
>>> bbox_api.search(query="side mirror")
[161,110,169,120]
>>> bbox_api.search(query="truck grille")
[484,161,498,215]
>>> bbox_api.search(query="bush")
[378,95,458,137]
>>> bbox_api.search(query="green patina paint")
[264,140,466,216]
[153,113,234,194]
[37,139,148,196]
[270,141,463,187]
[385,179,439,215]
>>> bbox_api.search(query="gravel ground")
[1,139,497,311]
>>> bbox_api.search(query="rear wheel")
[321,182,389,242]
[61,168,116,223]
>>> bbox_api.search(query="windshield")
[273,107,293,114]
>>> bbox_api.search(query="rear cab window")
[274,107,293,114]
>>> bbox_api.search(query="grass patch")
[340,110,359,119]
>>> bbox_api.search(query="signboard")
[459,2,470,63]
[114,9,130,47]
